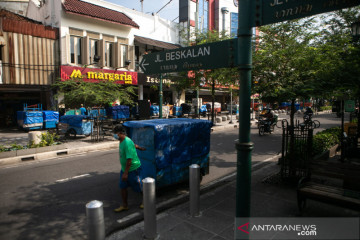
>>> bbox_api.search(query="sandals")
[114,206,129,212]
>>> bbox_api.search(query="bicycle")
[303,114,320,128]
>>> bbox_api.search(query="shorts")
[119,167,142,192]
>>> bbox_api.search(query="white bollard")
[143,178,157,240]
[28,131,42,145]
[86,200,105,240]
[189,164,200,217]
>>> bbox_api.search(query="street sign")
[256,0,360,27]
[139,38,238,74]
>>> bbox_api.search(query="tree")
[253,18,318,127]
[178,27,240,122]
[52,79,137,108]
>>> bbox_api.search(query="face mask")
[113,134,119,140]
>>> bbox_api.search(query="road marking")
[56,173,90,183]
[252,154,279,168]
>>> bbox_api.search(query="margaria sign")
[140,38,238,74]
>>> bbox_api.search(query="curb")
[0,141,119,167]
[106,155,280,236]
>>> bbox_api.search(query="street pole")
[235,1,254,238]
[229,89,233,123]
[159,74,163,119]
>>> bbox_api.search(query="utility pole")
[140,0,144,13]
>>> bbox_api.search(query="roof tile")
[63,0,139,28]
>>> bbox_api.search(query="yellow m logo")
[70,70,83,79]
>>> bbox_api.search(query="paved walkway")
[106,159,359,240]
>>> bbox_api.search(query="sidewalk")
[107,158,360,240]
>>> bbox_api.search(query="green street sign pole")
[159,74,163,118]
[235,0,254,237]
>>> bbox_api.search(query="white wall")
[84,0,179,45]
[216,0,238,33]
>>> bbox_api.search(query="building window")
[105,42,114,67]
[70,36,82,65]
[198,0,208,33]
[230,12,238,37]
[121,45,128,67]
[89,39,99,63]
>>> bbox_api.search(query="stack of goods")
[173,106,182,116]
[150,105,160,116]
[89,109,107,120]
[17,111,43,130]
[42,111,59,129]
[107,105,130,119]
[124,118,212,188]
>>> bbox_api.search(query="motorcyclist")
[304,107,313,122]
[260,109,274,129]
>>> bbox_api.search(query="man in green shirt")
[113,125,145,212]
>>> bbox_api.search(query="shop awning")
[134,35,180,50]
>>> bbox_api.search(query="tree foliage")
[52,79,137,108]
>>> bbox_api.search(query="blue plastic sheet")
[173,106,182,116]
[42,111,59,122]
[60,115,86,128]
[17,111,43,129]
[150,105,160,116]
[124,118,212,187]
[106,105,130,119]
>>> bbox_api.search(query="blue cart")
[59,115,93,139]
[17,104,43,131]
[124,118,212,188]
[42,111,59,129]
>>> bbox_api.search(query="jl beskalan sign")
[165,46,210,61]
[140,38,237,74]
[257,0,360,26]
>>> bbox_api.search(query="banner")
[60,66,138,85]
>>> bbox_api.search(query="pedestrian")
[80,104,87,115]
[113,125,146,212]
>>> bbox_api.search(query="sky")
[106,0,180,22]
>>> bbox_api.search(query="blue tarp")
[106,105,130,119]
[59,115,92,135]
[124,118,212,187]
[89,109,107,120]
[42,111,59,122]
[173,106,182,116]
[150,105,159,116]
[199,105,207,113]
[60,115,87,128]
[17,111,43,129]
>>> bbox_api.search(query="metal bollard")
[189,164,200,217]
[86,200,105,240]
[143,177,157,240]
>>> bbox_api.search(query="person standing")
[113,125,146,212]
[80,104,87,115]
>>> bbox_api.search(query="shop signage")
[345,100,355,112]
[60,66,138,85]
[256,0,360,27]
[138,73,177,86]
[139,38,238,74]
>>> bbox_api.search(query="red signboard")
[60,66,138,85]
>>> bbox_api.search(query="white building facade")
[26,0,182,108]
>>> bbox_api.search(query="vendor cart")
[58,115,93,139]
[124,118,212,188]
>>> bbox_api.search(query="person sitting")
[304,107,313,121]
[260,109,274,128]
